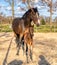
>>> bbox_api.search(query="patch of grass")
[0,24,57,32]
[0,24,12,32]
[34,25,57,32]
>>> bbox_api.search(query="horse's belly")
[13,24,24,35]
[18,24,24,33]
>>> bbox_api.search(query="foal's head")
[29,7,40,26]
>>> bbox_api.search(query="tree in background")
[41,18,46,25]
[54,17,57,22]
[5,0,31,18]
[40,0,57,31]
[22,0,39,8]
[5,0,15,19]
[4,0,39,19]
[22,0,31,8]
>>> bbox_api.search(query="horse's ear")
[29,8,33,13]
[35,7,37,9]
[30,7,38,14]
[30,8,35,14]
[34,7,39,16]
[29,9,32,12]
[34,7,38,12]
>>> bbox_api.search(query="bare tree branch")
[5,0,14,19]
[4,0,12,5]
[40,0,57,31]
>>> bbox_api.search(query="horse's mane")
[22,7,38,19]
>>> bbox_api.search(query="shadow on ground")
[8,60,23,65]
[34,38,55,49]
[38,55,50,65]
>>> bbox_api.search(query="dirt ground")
[0,32,57,65]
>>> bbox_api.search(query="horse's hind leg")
[15,34,20,47]
[16,34,24,55]
[15,34,21,55]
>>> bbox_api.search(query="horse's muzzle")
[36,19,41,26]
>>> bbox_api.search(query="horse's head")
[30,7,40,26]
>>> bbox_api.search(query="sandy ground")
[0,32,57,65]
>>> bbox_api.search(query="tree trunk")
[50,1,52,32]
[11,0,14,19]
[27,0,31,8]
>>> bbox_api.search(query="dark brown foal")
[23,27,34,63]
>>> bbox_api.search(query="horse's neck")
[22,16,32,27]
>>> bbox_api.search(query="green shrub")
[41,18,46,25]
[0,24,12,32]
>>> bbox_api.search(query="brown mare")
[12,7,40,63]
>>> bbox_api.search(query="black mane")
[22,7,38,18]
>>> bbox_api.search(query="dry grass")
[0,32,57,65]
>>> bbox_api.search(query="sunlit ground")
[0,32,57,65]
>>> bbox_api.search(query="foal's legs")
[26,44,29,63]
[26,44,33,63]
[21,35,25,55]
[30,45,33,61]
